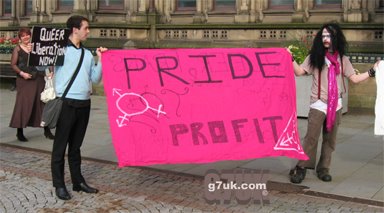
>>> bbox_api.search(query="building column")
[249,0,258,23]
[249,0,260,22]
[193,0,207,23]
[46,0,53,21]
[125,0,133,23]
[155,0,163,16]
[343,0,365,22]
[0,0,3,17]
[138,0,147,13]
[148,0,157,47]
[361,0,369,22]
[72,0,87,15]
[254,0,265,22]
[158,0,172,23]
[235,0,250,23]
[37,0,50,23]
[366,0,377,21]
[125,0,139,22]
[292,0,309,22]
[10,0,18,25]
[84,0,95,22]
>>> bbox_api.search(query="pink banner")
[102,48,308,167]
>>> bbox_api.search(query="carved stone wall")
[0,0,382,53]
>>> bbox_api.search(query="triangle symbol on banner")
[274,112,304,154]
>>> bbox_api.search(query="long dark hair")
[309,23,348,71]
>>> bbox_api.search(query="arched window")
[379,0,384,8]
[2,0,12,17]
[269,0,294,10]
[25,0,33,16]
[57,0,74,11]
[98,0,124,10]
[315,0,342,9]
[214,0,236,11]
[177,0,196,11]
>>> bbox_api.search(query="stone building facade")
[0,0,382,110]
[0,0,383,58]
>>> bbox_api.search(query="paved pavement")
[1,144,383,212]
[0,88,383,212]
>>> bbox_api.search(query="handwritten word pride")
[102,48,308,167]
[28,27,69,66]
[124,52,284,89]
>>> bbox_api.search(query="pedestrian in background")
[9,27,55,142]
[51,15,108,200]
[289,22,379,184]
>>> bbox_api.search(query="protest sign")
[28,26,69,66]
[102,48,308,167]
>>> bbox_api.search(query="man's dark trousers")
[51,100,90,188]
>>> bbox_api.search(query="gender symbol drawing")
[113,88,167,127]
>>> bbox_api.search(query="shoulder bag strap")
[61,48,85,99]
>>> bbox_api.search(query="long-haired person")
[289,23,379,184]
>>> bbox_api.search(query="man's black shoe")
[317,169,332,182]
[55,187,71,200]
[73,182,99,193]
[289,166,306,184]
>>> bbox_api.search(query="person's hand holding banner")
[102,47,308,167]
[96,47,108,60]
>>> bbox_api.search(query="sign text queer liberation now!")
[28,26,69,66]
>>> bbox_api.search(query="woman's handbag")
[25,70,38,79]
[40,48,84,129]
[40,76,56,103]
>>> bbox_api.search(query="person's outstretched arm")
[349,61,379,84]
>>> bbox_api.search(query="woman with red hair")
[9,27,54,141]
